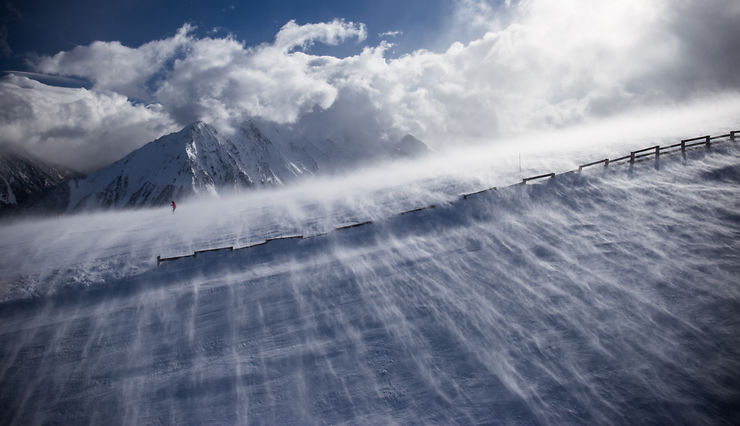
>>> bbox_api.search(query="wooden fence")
[157,130,738,265]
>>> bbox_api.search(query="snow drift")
[1,137,739,424]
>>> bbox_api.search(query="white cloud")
[2,0,739,171]
[154,28,344,131]
[273,19,367,52]
[32,24,194,100]
[0,74,177,172]
[31,19,367,133]
[378,30,402,38]
[320,0,740,143]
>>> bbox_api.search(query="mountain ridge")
[0,144,81,210]
[14,120,429,213]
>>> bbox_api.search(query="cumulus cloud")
[329,0,740,140]
[33,24,193,101]
[273,19,367,52]
[31,19,366,132]
[153,25,347,130]
[1,0,739,171]
[0,74,177,172]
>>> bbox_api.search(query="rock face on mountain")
[0,144,79,209]
[25,121,429,212]
[394,134,429,158]
[64,122,245,210]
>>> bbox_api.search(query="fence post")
[732,131,737,141]
[681,140,686,152]
[605,158,609,166]
[157,255,161,266]
[705,135,711,147]
[655,146,660,157]
[629,152,635,163]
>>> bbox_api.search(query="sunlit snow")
[1,115,739,424]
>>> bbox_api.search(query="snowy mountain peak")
[23,120,431,213]
[171,121,220,147]
[395,134,430,158]
[186,120,215,136]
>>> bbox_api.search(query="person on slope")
[171,200,176,214]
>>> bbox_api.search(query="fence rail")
[630,146,660,163]
[610,154,632,163]
[194,246,233,256]
[710,133,731,140]
[400,204,438,214]
[522,172,555,183]
[266,235,304,242]
[682,135,710,143]
[578,158,609,172]
[157,129,738,266]
[336,221,373,231]
[462,188,495,199]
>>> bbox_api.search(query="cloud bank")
[0,74,175,171]
[1,0,739,171]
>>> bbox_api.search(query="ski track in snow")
[1,142,740,424]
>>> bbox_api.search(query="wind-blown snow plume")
[1,135,739,424]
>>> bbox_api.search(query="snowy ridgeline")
[1,144,740,424]
[18,121,429,213]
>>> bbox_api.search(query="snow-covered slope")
[0,140,739,424]
[0,144,78,208]
[64,122,249,210]
[35,121,429,212]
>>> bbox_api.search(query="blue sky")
[1,0,464,71]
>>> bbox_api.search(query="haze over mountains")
[0,144,80,209]
[0,120,428,214]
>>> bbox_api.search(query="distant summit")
[17,121,429,213]
[0,144,80,209]
[394,134,429,158]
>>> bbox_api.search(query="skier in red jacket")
[171,200,176,214]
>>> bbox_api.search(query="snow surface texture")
[1,141,740,424]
